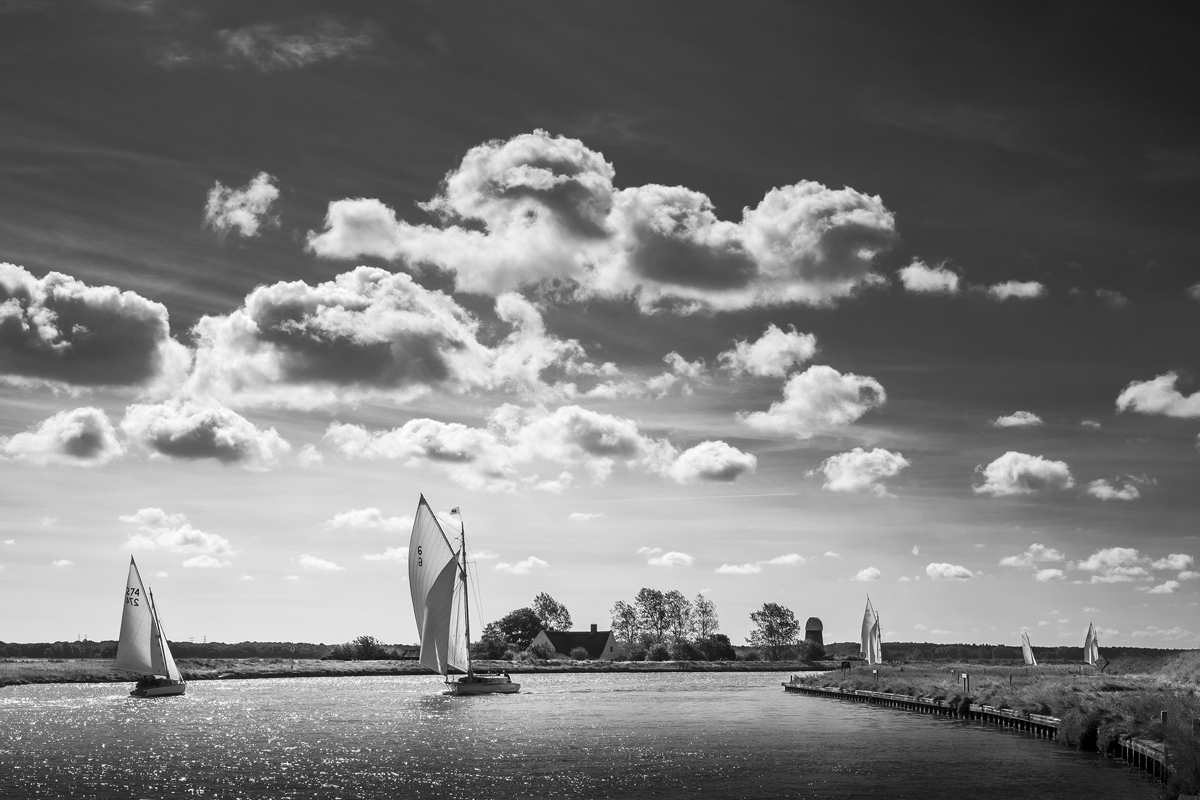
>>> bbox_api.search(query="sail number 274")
[125,587,141,607]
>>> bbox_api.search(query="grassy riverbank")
[793,652,1199,796]
[0,656,822,687]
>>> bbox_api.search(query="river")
[0,671,1159,799]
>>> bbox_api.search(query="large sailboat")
[860,596,882,665]
[1021,631,1037,666]
[408,495,519,695]
[113,556,186,698]
[1083,622,1101,666]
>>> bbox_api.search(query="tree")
[610,600,639,643]
[697,633,737,661]
[635,588,667,644]
[748,603,800,660]
[353,635,387,660]
[692,593,719,639]
[495,607,543,649]
[662,590,692,644]
[532,592,573,631]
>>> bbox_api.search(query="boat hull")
[130,680,186,698]
[447,675,520,695]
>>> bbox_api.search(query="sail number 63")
[417,545,422,567]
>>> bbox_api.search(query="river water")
[0,672,1159,799]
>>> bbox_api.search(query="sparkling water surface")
[0,672,1159,799]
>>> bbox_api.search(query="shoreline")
[0,657,827,688]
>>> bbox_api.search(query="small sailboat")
[1082,622,1100,666]
[408,495,519,695]
[113,556,186,698]
[1020,631,1037,666]
[860,595,883,665]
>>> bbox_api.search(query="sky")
[1,1,1197,650]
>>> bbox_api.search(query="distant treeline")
[822,641,1191,663]
[0,640,411,660]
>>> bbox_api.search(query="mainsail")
[1021,631,1037,666]
[1083,622,1100,666]
[408,495,469,675]
[113,556,181,680]
[861,596,882,665]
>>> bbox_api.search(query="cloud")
[0,263,189,390]
[1036,568,1065,582]
[1096,289,1130,308]
[580,351,702,402]
[495,556,549,574]
[1086,478,1141,501]
[182,555,230,569]
[809,447,909,496]
[50,559,73,567]
[1188,283,1200,300]
[715,562,762,575]
[1151,553,1194,571]
[119,508,234,560]
[1,407,124,466]
[925,562,975,580]
[204,172,280,237]
[991,411,1042,428]
[855,566,881,581]
[298,444,323,466]
[306,130,898,312]
[299,554,343,571]
[568,512,605,522]
[987,280,1045,301]
[120,398,291,470]
[912,545,919,555]
[825,551,841,559]
[1179,571,1200,581]
[473,550,500,560]
[1116,372,1200,418]
[715,552,805,575]
[216,18,374,72]
[2,540,12,545]
[898,261,959,294]
[362,546,408,562]
[717,324,817,378]
[1146,580,1181,595]
[999,543,1066,568]
[1131,625,1195,640]
[1080,419,1101,429]
[973,451,1074,496]
[1073,547,1149,583]
[738,365,885,438]
[666,440,757,484]
[638,547,695,567]
[324,508,413,532]
[186,269,601,409]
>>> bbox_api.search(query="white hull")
[447,675,520,695]
[130,680,186,698]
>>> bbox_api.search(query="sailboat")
[408,495,519,695]
[860,595,883,665]
[1020,631,1037,666]
[113,556,186,698]
[1082,622,1100,666]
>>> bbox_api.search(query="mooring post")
[1159,711,1167,724]
[873,669,878,684]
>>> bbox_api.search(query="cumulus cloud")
[0,263,190,390]
[1146,580,1181,595]
[738,365,885,438]
[568,512,605,522]
[1151,553,1194,571]
[324,508,413,532]
[825,551,841,559]
[299,554,344,571]
[717,324,817,378]
[991,411,1042,428]
[1086,478,1142,501]
[715,562,761,575]
[666,440,756,484]
[0,407,124,466]
[1188,283,1200,301]
[1081,419,1102,429]
[580,351,702,401]
[1073,547,1147,583]
[1131,625,1195,640]
[217,18,374,71]
[1116,372,1200,418]
[926,562,975,580]
[898,261,959,294]
[306,130,898,312]
[119,508,234,564]
[495,556,548,574]
[51,559,73,567]
[204,172,280,237]
[855,566,881,581]
[1036,569,1065,582]
[362,546,408,562]
[973,451,1074,496]
[987,280,1045,301]
[999,543,1066,569]
[809,447,909,496]
[638,547,695,567]
[121,398,290,470]
[1096,289,1130,309]
[186,268,603,409]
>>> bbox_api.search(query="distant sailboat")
[1083,622,1100,666]
[113,556,186,698]
[1020,631,1037,666]
[408,495,519,695]
[861,595,883,665]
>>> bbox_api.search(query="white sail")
[861,596,882,665]
[1083,623,1099,665]
[1021,631,1037,666]
[149,589,183,682]
[114,557,156,675]
[409,496,469,675]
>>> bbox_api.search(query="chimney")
[590,623,597,633]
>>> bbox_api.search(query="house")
[530,624,617,660]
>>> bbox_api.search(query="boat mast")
[458,508,473,678]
